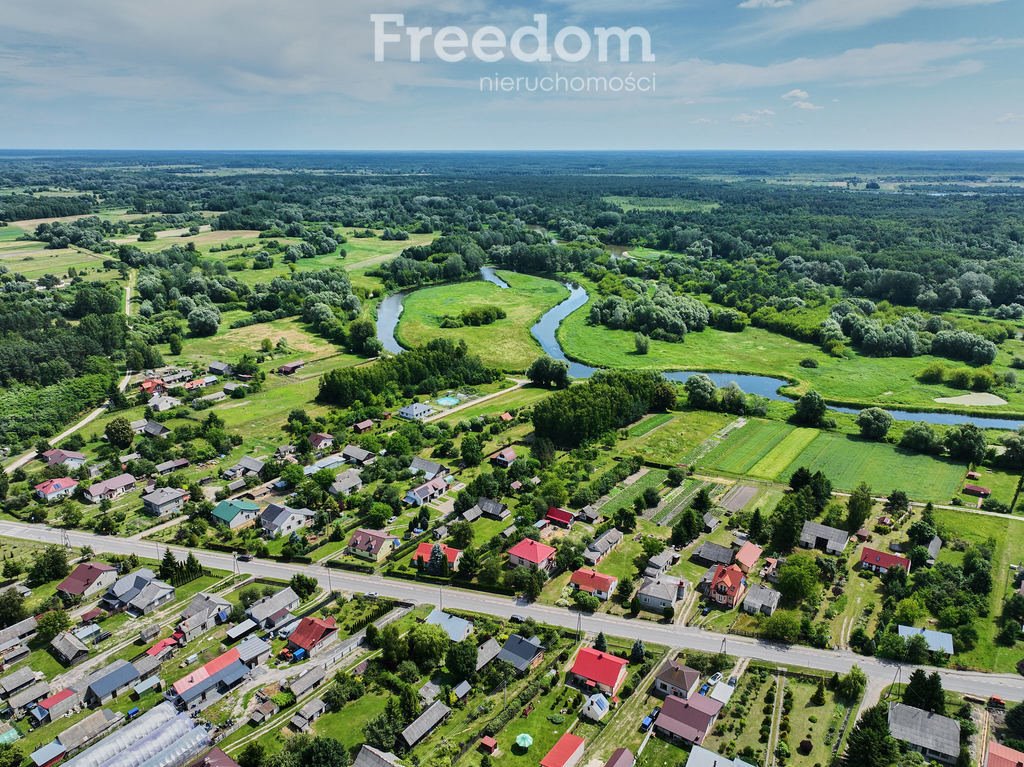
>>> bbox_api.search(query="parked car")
[640,715,653,732]
[510,614,526,623]
[237,553,253,562]
[708,672,723,685]
[728,676,738,686]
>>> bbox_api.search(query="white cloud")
[738,0,793,8]
[782,88,809,100]
[791,100,823,110]
[690,117,715,124]
[732,108,775,124]
[996,112,1024,123]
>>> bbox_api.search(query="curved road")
[1,520,1021,703]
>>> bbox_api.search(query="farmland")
[620,410,736,466]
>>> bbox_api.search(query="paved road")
[2,521,1022,702]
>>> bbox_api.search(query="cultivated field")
[621,410,736,466]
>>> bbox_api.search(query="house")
[734,542,762,574]
[570,569,618,601]
[40,449,86,469]
[84,473,136,503]
[706,565,746,608]
[654,694,723,745]
[546,507,576,528]
[309,433,334,451]
[343,445,376,466]
[171,649,249,710]
[35,477,79,502]
[247,588,299,629]
[9,679,50,716]
[583,528,623,566]
[260,503,315,538]
[742,585,781,616]
[250,698,279,725]
[540,733,586,767]
[142,487,190,517]
[986,741,1024,767]
[178,593,231,643]
[330,469,363,497]
[507,538,557,571]
[130,419,171,439]
[56,708,119,751]
[208,361,233,377]
[491,448,516,468]
[401,700,450,747]
[100,569,175,615]
[888,703,961,765]
[476,638,501,671]
[353,746,404,767]
[604,749,635,767]
[398,403,434,421]
[155,458,190,475]
[860,547,911,575]
[703,513,720,533]
[647,550,679,576]
[963,484,992,498]
[926,536,943,564]
[799,521,849,555]
[139,379,165,396]
[353,419,374,433]
[569,647,629,695]
[34,688,81,722]
[578,505,600,524]
[637,576,686,614]
[0,617,38,665]
[413,542,463,572]
[288,616,338,657]
[303,453,346,477]
[237,635,272,667]
[290,698,326,732]
[496,634,545,673]
[453,680,471,701]
[211,499,260,530]
[82,659,139,706]
[149,395,182,412]
[277,361,305,375]
[686,746,756,767]
[462,506,483,523]
[405,476,448,506]
[0,667,39,699]
[347,529,399,561]
[50,632,89,666]
[425,609,473,642]
[287,665,325,697]
[409,457,448,480]
[57,562,117,602]
[195,749,242,767]
[898,626,954,655]
[223,456,264,479]
[654,660,701,699]
[693,542,733,567]
[474,497,509,520]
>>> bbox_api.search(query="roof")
[964,484,992,495]
[571,568,617,594]
[212,498,260,523]
[30,741,65,766]
[87,473,135,497]
[986,741,1024,767]
[656,694,723,744]
[237,635,271,664]
[540,733,585,767]
[476,638,501,671]
[343,445,375,463]
[585,528,623,559]
[50,631,89,660]
[414,543,462,567]
[453,680,472,699]
[331,469,363,494]
[860,546,911,572]
[401,700,450,747]
[0,667,37,695]
[42,448,86,465]
[9,680,50,711]
[927,536,943,558]
[425,609,472,642]
[407,476,447,501]
[497,634,544,672]
[546,507,575,525]
[800,521,849,547]
[58,708,120,749]
[898,625,954,654]
[155,458,190,473]
[711,565,745,596]
[353,746,404,767]
[38,688,76,711]
[656,660,700,692]
[686,746,756,767]
[570,647,628,689]
[261,503,315,529]
[743,585,781,613]
[354,419,374,430]
[288,665,325,695]
[507,538,557,565]
[888,703,960,758]
[288,616,337,652]
[35,477,79,496]
[247,587,298,624]
[639,576,683,603]
[734,541,763,569]
[84,659,139,699]
[348,528,395,555]
[142,487,188,506]
[409,457,446,476]
[604,749,635,767]
[198,749,240,767]
[58,562,116,595]
[695,542,733,565]
[493,448,516,462]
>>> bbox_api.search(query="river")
[378,273,1024,430]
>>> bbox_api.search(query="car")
[708,672,723,685]
[510,614,526,623]
[988,696,1007,710]
[237,553,253,562]
[699,684,710,696]
[640,716,653,732]
[651,706,662,719]
[365,592,379,599]
[728,676,738,686]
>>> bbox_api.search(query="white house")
[260,504,315,538]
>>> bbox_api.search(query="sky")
[0,0,1022,150]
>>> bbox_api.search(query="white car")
[708,672,723,686]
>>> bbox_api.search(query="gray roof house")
[287,665,326,697]
[400,700,450,747]
[742,585,781,616]
[409,457,447,480]
[178,593,231,642]
[496,634,545,673]
[260,503,315,538]
[703,513,720,532]
[584,528,623,566]
[82,659,139,706]
[476,497,509,520]
[50,631,90,666]
[353,746,404,767]
[887,703,960,765]
[84,473,136,503]
[693,542,734,566]
[142,487,190,517]
[223,456,264,479]
[290,698,326,732]
[398,403,435,421]
[100,569,175,615]
[897,626,954,655]
[654,660,701,699]
[0,667,37,698]
[424,609,472,642]
[247,587,300,628]
[342,445,376,465]
[686,746,756,767]
[57,708,120,750]
[475,638,501,671]
[637,576,686,613]
[9,680,51,714]
[329,469,363,497]
[799,521,849,555]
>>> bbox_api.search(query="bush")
[799,358,818,368]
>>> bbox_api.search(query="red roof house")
[859,546,911,574]
[963,484,992,498]
[707,565,746,608]
[734,542,763,574]
[546,507,576,528]
[413,542,463,572]
[507,538,557,570]
[308,433,334,450]
[570,569,618,601]
[288,616,338,655]
[140,379,165,395]
[492,448,517,468]
[35,477,79,502]
[353,419,374,433]
[569,647,629,694]
[57,561,117,600]
[986,741,1024,767]
[540,733,586,767]
[499,412,514,422]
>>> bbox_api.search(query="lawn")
[396,271,569,371]
[0,241,117,281]
[436,386,554,425]
[701,420,793,476]
[621,410,735,467]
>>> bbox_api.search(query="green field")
[621,410,735,466]
[702,418,967,501]
[0,242,117,281]
[435,385,553,424]
[396,270,569,370]
[604,196,721,213]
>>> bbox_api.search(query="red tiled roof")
[711,565,745,595]
[57,561,115,595]
[987,741,1024,767]
[147,637,177,657]
[507,538,556,565]
[571,568,617,594]
[570,647,628,689]
[288,616,337,652]
[546,507,575,525]
[540,733,585,767]
[38,688,76,710]
[80,607,105,623]
[348,528,394,555]
[35,477,78,496]
[173,648,240,695]
[493,448,516,461]
[734,542,763,570]
[499,412,513,422]
[413,542,462,566]
[859,546,910,573]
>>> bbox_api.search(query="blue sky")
[0,0,1021,149]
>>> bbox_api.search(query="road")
[2,520,1022,703]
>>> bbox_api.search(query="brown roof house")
[57,562,118,602]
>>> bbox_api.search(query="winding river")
[377,273,1024,430]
